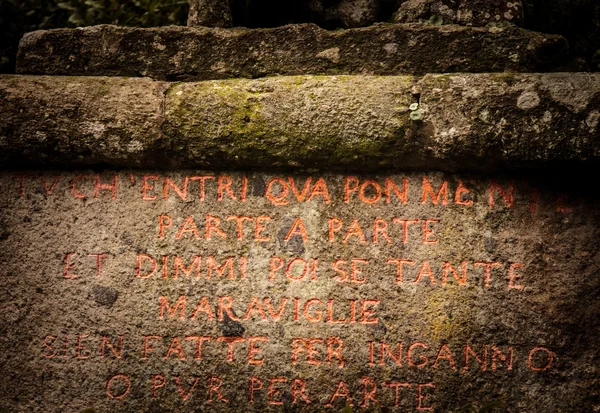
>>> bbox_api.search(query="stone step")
[16,23,567,81]
[1,73,598,171]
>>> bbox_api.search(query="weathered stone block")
[417,73,600,168]
[16,24,568,80]
[162,75,414,170]
[1,73,599,172]
[0,75,170,167]
[0,170,598,411]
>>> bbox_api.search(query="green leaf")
[427,14,443,26]
[67,13,85,25]
[57,2,77,11]
[410,110,422,121]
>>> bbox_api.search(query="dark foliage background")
[0,0,189,73]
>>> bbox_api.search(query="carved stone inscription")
[0,171,598,411]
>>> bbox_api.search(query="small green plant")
[409,102,422,121]
[425,14,444,26]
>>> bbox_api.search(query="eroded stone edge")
[15,24,568,80]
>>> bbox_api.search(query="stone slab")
[0,170,598,411]
[1,73,599,172]
[0,76,170,167]
[15,24,567,80]
[417,73,600,169]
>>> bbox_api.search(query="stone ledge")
[16,23,567,80]
[1,73,598,171]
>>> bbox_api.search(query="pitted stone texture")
[0,76,170,167]
[417,73,600,168]
[394,0,524,27]
[16,24,567,80]
[0,75,415,169]
[162,76,414,170]
[1,73,600,171]
[188,0,233,27]
[0,170,599,411]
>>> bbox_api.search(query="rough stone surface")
[417,73,600,168]
[0,75,170,167]
[394,0,524,27]
[162,76,414,170]
[0,170,599,411]
[16,24,568,80]
[1,73,600,172]
[188,0,233,27]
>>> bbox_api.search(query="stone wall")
[1,1,599,412]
